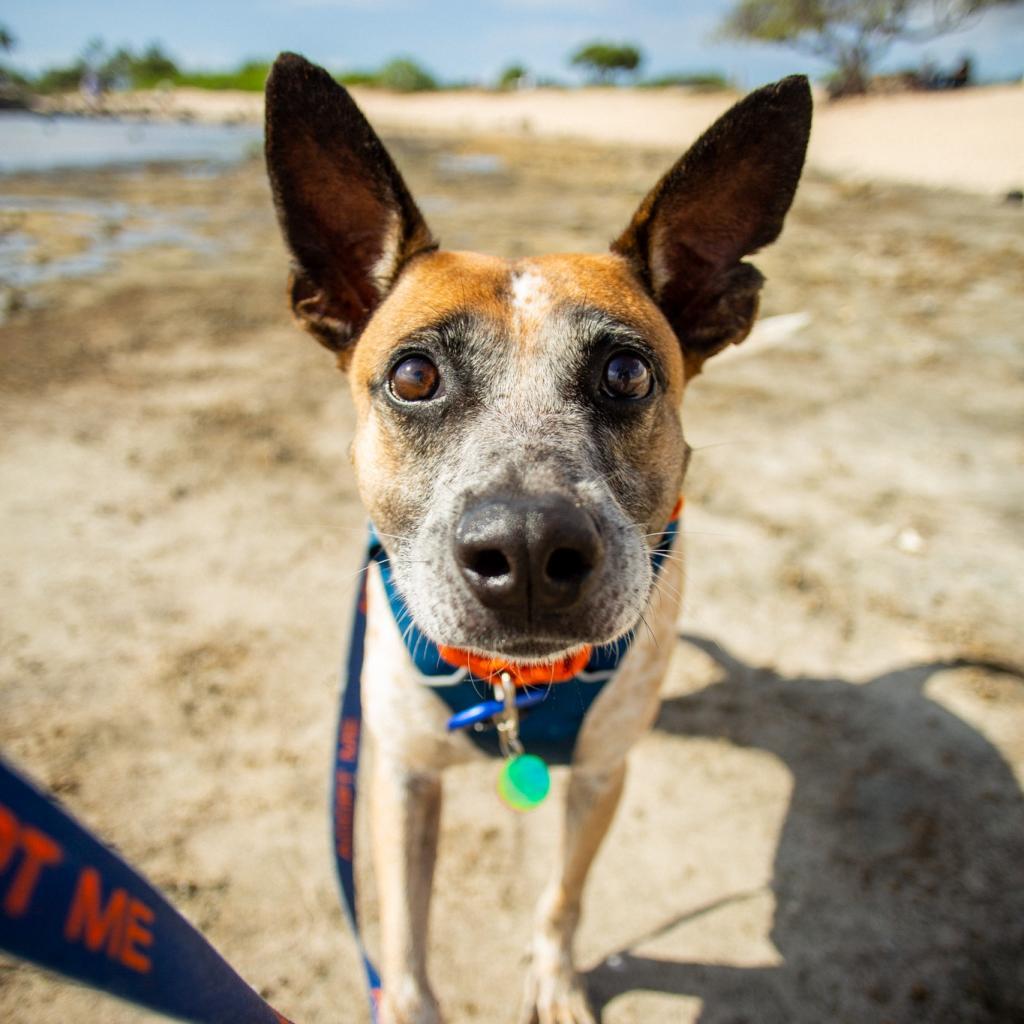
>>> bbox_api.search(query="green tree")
[570,41,643,84]
[131,43,179,85]
[34,37,103,94]
[100,46,135,88]
[498,63,528,90]
[376,57,438,92]
[35,64,85,93]
[720,0,1021,97]
[96,43,178,89]
[0,22,26,95]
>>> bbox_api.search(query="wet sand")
[1,129,1023,1023]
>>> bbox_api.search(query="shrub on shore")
[639,71,732,91]
[173,61,272,92]
[26,42,442,95]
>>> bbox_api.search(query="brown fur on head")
[265,54,811,659]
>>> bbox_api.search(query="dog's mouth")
[440,636,595,666]
[427,593,653,667]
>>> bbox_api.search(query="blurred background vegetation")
[0,27,732,99]
[1,1,1019,102]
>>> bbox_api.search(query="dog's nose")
[454,496,603,614]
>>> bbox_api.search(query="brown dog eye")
[603,353,652,400]
[390,355,440,402]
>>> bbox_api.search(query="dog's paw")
[379,982,443,1024]
[518,962,597,1024]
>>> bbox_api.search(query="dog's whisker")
[338,561,376,589]
[687,439,743,452]
[413,629,428,666]
[650,551,688,566]
[332,525,414,544]
[639,612,658,649]
[653,572,684,599]
[372,530,414,543]
[401,621,416,649]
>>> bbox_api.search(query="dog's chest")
[360,537,685,771]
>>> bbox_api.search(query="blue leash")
[330,558,383,1021]
[0,539,469,1024]
[0,757,294,1023]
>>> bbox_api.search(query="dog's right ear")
[265,53,436,357]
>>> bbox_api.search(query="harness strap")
[0,758,294,1023]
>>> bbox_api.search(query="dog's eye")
[389,355,440,402]
[602,352,653,400]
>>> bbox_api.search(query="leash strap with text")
[0,757,294,1023]
[331,544,383,1022]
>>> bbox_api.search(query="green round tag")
[498,754,550,811]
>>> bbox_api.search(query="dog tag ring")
[494,673,550,810]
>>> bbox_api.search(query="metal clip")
[494,672,524,758]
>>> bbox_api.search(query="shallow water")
[0,193,218,290]
[0,112,262,173]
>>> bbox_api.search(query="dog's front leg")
[371,751,443,1024]
[521,760,627,1024]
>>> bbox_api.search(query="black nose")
[454,496,603,615]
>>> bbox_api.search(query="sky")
[3,0,1023,88]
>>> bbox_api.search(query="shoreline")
[22,81,1024,195]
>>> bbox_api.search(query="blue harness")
[328,515,681,1019]
[371,517,680,764]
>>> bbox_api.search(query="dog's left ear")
[612,76,811,376]
[265,53,436,357]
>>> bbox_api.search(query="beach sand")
[1,111,1023,1022]
[39,81,1024,195]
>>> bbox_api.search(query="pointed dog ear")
[612,76,811,376]
[265,53,437,356]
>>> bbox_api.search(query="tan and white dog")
[265,54,811,1024]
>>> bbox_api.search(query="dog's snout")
[455,496,603,615]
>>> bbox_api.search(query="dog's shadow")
[586,636,1024,1023]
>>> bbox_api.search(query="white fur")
[370,209,403,295]
[510,268,549,316]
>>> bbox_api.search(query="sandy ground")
[39,82,1024,195]
[1,127,1023,1024]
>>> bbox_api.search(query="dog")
[264,53,811,1024]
